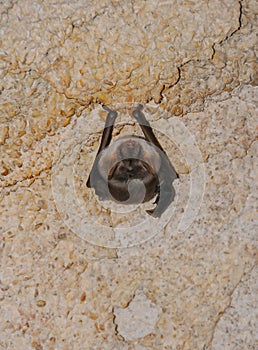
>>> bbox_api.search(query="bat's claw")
[102,105,118,124]
[102,105,112,112]
[102,105,118,114]
[132,104,145,121]
[134,104,143,112]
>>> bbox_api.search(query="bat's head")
[90,137,164,205]
[105,138,160,203]
[107,158,159,204]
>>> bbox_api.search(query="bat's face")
[108,158,159,203]
[97,137,161,204]
[109,159,151,182]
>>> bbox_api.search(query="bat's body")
[87,105,178,217]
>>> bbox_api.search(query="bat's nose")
[125,159,134,173]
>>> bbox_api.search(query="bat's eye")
[118,165,128,173]
[109,160,134,179]
[109,159,156,181]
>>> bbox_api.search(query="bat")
[86,104,178,217]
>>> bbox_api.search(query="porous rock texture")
[0,1,257,349]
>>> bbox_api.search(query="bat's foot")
[134,104,143,112]
[132,104,143,117]
[102,105,118,116]
[132,104,149,125]
[102,105,118,126]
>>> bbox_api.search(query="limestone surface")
[0,1,257,350]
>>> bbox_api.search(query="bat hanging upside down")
[86,104,178,217]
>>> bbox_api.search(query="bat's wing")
[147,152,178,217]
[133,104,178,217]
[87,106,117,188]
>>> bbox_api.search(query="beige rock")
[0,1,257,349]
[114,292,162,341]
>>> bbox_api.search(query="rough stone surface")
[0,1,257,350]
[211,265,257,350]
[114,291,162,341]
